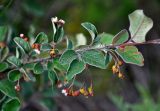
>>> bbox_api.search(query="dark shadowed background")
[1,0,160,111]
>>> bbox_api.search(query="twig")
[24,39,160,65]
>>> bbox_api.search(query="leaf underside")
[129,10,153,43]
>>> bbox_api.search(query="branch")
[24,39,160,65]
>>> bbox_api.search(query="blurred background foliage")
[1,0,160,111]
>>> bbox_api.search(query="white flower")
[59,19,65,24]
[61,89,68,96]
[34,49,40,54]
[20,33,24,38]
[51,17,58,23]
[62,89,66,94]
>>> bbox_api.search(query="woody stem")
[24,39,160,64]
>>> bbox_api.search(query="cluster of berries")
[61,84,93,97]
[20,33,41,54]
[112,60,124,79]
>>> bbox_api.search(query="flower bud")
[20,33,25,38]
[15,85,21,92]
[88,84,94,96]
[50,49,56,58]
[61,88,70,96]
[80,87,89,96]
[118,72,124,79]
[112,65,119,73]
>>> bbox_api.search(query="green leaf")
[53,58,68,71]
[0,47,9,62]
[47,61,54,71]
[48,70,56,87]
[33,63,44,74]
[23,63,35,70]
[14,37,31,54]
[2,99,20,111]
[116,46,144,66]
[40,43,52,51]
[112,29,129,45]
[81,49,106,69]
[67,39,73,50]
[0,26,7,42]
[8,70,22,82]
[53,27,64,43]
[99,33,114,45]
[81,22,98,43]
[129,10,153,43]
[34,32,48,44]
[66,60,85,81]
[7,56,22,67]
[59,50,77,65]
[0,62,8,72]
[0,80,17,98]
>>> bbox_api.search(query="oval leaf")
[81,49,106,69]
[116,46,144,66]
[8,70,21,82]
[59,50,77,65]
[112,29,129,45]
[99,33,114,45]
[0,62,8,72]
[81,22,98,43]
[33,63,44,74]
[34,32,48,44]
[53,58,68,71]
[66,60,85,81]
[2,99,20,111]
[14,37,31,54]
[7,56,22,67]
[47,61,54,71]
[53,27,64,43]
[0,80,17,98]
[129,10,153,43]
[23,63,35,70]
[67,39,73,50]
[48,70,56,87]
[40,43,52,51]
[0,47,9,62]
